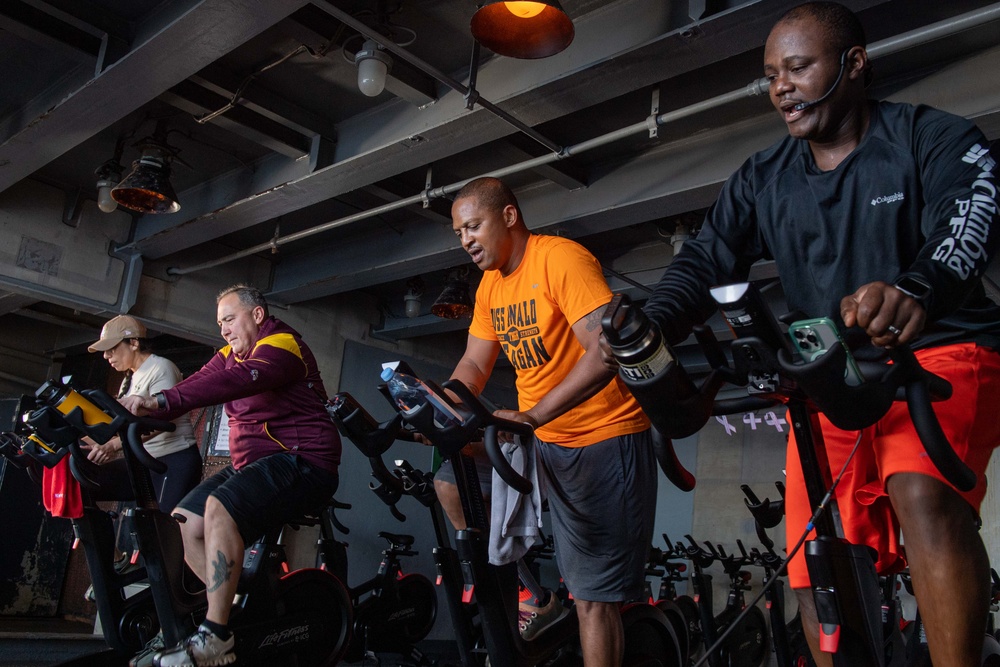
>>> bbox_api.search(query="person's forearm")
[450,358,489,397]
[526,349,616,427]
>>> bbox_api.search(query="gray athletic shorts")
[537,429,656,603]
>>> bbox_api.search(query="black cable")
[691,429,864,667]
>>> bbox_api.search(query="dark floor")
[0,616,107,667]
[0,616,464,667]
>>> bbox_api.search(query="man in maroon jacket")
[123,284,340,667]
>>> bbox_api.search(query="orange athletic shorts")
[785,342,1000,589]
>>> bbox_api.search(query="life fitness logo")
[259,624,309,648]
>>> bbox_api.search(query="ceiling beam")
[159,80,313,157]
[263,111,783,303]
[191,65,339,140]
[494,134,589,191]
[0,0,102,65]
[0,291,38,317]
[0,0,310,195]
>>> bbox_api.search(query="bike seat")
[378,531,415,547]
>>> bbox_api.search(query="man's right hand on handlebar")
[840,280,927,348]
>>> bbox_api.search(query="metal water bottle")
[601,293,675,381]
[602,293,704,438]
[36,380,112,426]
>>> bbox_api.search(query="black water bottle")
[327,392,379,435]
[601,293,676,382]
[601,294,705,438]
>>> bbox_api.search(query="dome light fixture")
[404,277,424,318]
[471,0,575,59]
[354,39,393,97]
[95,162,123,214]
[94,137,126,213]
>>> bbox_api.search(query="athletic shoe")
[129,632,165,667]
[518,594,569,641]
[153,625,235,667]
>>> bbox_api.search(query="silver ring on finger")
[887,325,902,336]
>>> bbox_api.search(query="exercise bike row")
[6,285,1000,667]
[1,378,717,667]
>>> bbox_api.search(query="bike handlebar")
[439,380,534,495]
[12,382,176,486]
[628,284,973,492]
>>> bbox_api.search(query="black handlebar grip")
[67,440,103,489]
[651,428,695,492]
[904,379,975,492]
[712,396,783,415]
[483,424,532,495]
[127,422,167,474]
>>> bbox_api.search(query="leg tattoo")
[206,550,235,593]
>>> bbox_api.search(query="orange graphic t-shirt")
[469,234,649,447]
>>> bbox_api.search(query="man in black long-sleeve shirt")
[632,3,1000,666]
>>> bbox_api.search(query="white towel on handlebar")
[489,436,545,566]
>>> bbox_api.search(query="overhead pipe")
[167,2,1000,279]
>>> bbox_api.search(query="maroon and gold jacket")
[156,317,340,472]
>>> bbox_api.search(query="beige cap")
[88,315,147,353]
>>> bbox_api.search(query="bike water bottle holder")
[22,406,78,467]
[332,401,404,459]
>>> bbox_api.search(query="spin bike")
[646,536,700,665]
[604,283,1000,666]
[676,536,768,667]
[352,367,682,666]
[740,483,814,667]
[17,380,352,666]
[327,392,480,667]
[310,399,439,666]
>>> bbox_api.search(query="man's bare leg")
[175,508,207,582]
[795,587,834,667]
[888,473,988,667]
[202,497,244,627]
[576,599,623,667]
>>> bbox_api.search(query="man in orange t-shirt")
[448,176,655,667]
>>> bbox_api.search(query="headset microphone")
[792,50,848,112]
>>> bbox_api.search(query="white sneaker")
[154,626,235,667]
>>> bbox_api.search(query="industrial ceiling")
[1,0,999,374]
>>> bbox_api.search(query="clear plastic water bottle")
[380,368,467,428]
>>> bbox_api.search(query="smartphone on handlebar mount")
[787,317,865,387]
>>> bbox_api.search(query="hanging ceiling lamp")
[471,1,575,59]
[111,122,181,214]
[431,271,474,319]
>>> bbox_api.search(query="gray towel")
[489,436,545,565]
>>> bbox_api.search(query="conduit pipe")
[167,2,1000,278]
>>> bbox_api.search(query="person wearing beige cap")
[83,314,202,515]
